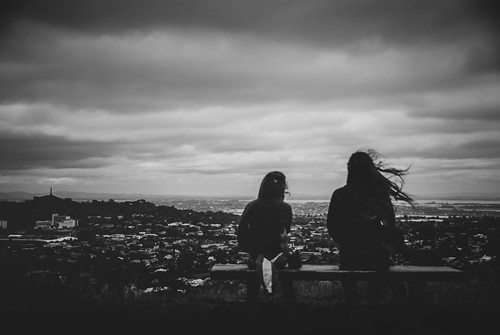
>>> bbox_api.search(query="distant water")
[148,197,500,217]
[416,199,500,204]
[286,199,330,203]
[287,199,500,205]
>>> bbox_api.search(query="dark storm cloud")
[459,138,500,159]
[423,140,500,160]
[0,22,320,110]
[409,104,500,121]
[3,0,498,45]
[1,0,499,110]
[0,130,118,170]
[1,0,499,198]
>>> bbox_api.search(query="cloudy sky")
[1,0,499,200]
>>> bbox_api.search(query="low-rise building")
[52,214,78,228]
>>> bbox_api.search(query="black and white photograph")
[1,1,499,334]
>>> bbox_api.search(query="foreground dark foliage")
[3,299,499,335]
[1,269,499,335]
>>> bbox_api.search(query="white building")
[52,214,78,229]
[35,220,52,230]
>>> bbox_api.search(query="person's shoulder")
[330,185,353,203]
[332,185,349,197]
[246,198,258,205]
[262,198,292,210]
[242,198,258,210]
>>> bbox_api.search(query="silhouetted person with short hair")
[327,149,415,317]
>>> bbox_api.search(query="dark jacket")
[326,185,397,270]
[237,198,292,259]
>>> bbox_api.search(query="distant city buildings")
[35,214,78,230]
[35,220,52,230]
[52,214,78,229]
[1,197,498,298]
[0,220,7,229]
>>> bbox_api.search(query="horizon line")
[1,190,500,202]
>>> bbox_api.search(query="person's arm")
[379,197,406,252]
[381,196,396,227]
[237,203,252,251]
[276,202,293,256]
[280,228,291,256]
[284,202,292,233]
[326,189,347,246]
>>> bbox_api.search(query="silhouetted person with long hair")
[237,171,295,304]
[327,149,415,317]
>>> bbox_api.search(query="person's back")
[326,149,415,315]
[236,171,296,300]
[239,197,292,258]
[328,184,393,270]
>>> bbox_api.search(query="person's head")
[258,171,289,200]
[347,150,378,186]
[346,149,414,205]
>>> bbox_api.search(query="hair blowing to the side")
[347,149,415,207]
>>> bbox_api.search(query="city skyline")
[1,1,500,200]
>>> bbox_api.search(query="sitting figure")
[237,171,298,301]
[327,149,415,314]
